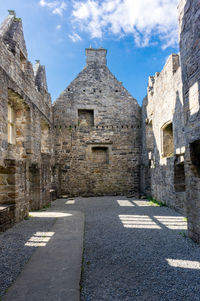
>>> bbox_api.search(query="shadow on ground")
[64,196,200,301]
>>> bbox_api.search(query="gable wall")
[53,50,141,197]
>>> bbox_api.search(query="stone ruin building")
[0,0,200,244]
[0,10,54,231]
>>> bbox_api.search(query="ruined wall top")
[147,54,180,95]
[0,11,52,119]
[34,60,48,93]
[0,10,27,58]
[177,0,187,13]
[86,48,107,66]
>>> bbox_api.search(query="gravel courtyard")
[66,196,200,301]
[0,196,200,301]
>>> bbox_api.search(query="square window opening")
[78,109,94,127]
[92,146,109,164]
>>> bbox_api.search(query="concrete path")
[3,199,84,301]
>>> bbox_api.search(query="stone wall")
[178,0,200,242]
[141,54,186,214]
[1,3,200,245]
[53,48,141,197]
[0,11,54,228]
[141,0,200,243]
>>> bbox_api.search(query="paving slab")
[3,209,84,301]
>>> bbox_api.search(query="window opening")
[8,104,16,144]
[190,140,200,177]
[162,122,174,157]
[78,109,94,127]
[92,147,109,164]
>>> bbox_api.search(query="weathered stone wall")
[53,48,141,197]
[0,11,54,227]
[141,0,200,243]
[178,0,200,242]
[141,54,186,214]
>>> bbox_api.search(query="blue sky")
[0,0,179,105]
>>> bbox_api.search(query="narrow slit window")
[174,162,185,192]
[8,104,16,144]
[161,122,174,157]
[146,120,153,151]
[190,140,200,177]
[41,120,50,153]
[20,51,26,72]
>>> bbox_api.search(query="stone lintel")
[86,141,113,145]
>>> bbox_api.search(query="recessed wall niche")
[92,146,109,164]
[78,109,94,127]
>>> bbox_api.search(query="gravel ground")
[0,211,56,298]
[1,197,200,301]
[65,196,200,301]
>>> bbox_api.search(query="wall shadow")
[69,197,200,301]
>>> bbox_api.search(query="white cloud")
[68,32,82,42]
[52,2,67,16]
[39,0,67,16]
[56,24,61,30]
[72,0,179,48]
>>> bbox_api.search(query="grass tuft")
[179,231,187,238]
[147,196,167,207]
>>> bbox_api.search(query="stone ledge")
[0,204,15,232]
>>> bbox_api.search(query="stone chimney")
[86,48,107,66]
[8,10,16,17]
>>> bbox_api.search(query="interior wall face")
[179,0,200,242]
[0,13,54,229]
[141,54,186,214]
[53,49,141,197]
